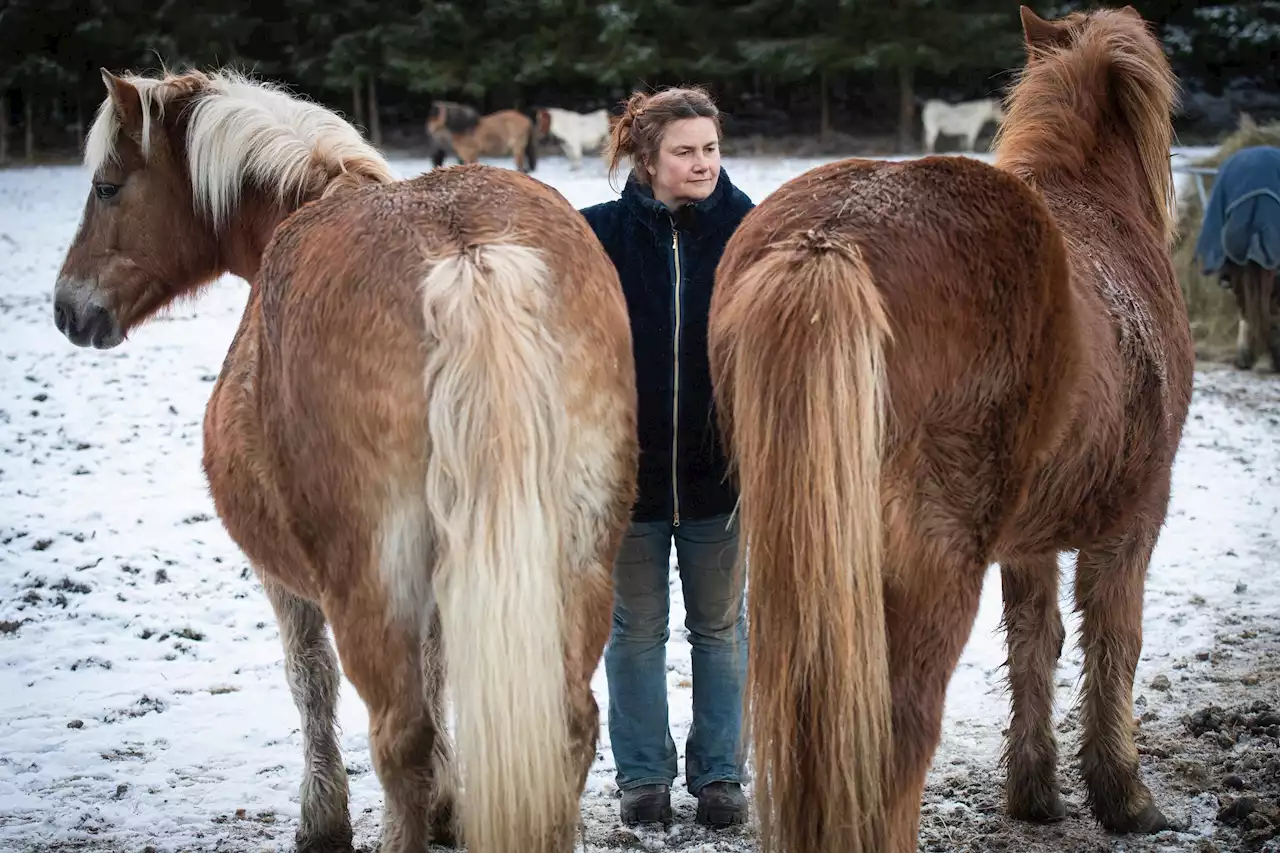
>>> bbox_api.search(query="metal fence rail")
[1174,164,1220,208]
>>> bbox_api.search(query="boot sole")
[695,802,747,828]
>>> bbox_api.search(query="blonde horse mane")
[86,67,395,229]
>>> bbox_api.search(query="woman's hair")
[604,85,721,187]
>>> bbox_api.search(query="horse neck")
[998,109,1165,235]
[215,191,289,284]
[216,172,382,284]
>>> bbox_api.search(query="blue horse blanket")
[1194,145,1280,279]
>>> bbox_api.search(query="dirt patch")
[916,618,1280,853]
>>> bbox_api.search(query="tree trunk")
[1,91,9,165]
[896,59,915,153]
[351,78,365,132]
[24,92,34,163]
[819,70,831,142]
[366,74,382,146]
[74,99,85,147]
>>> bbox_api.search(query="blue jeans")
[604,513,747,794]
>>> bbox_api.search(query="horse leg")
[999,556,1068,823]
[924,123,938,154]
[1229,266,1257,369]
[562,552,615,845]
[421,610,460,846]
[1252,265,1276,372]
[326,585,447,852]
[512,135,527,172]
[263,579,353,853]
[564,140,583,170]
[1074,524,1170,834]
[883,550,987,852]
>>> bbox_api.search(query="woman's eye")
[94,183,120,200]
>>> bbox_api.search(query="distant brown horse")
[428,100,538,173]
[708,6,1192,853]
[52,68,637,853]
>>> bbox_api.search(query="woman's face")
[647,117,721,207]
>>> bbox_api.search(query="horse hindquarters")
[710,241,893,853]
[420,243,632,853]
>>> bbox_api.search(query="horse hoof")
[1011,793,1069,824]
[1104,801,1173,835]
[296,827,355,853]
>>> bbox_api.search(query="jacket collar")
[621,168,736,236]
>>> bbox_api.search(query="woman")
[580,86,754,829]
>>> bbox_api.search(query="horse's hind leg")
[263,579,353,852]
[1229,266,1257,369]
[883,545,988,852]
[561,553,615,845]
[325,536,451,852]
[1252,265,1276,372]
[999,556,1067,823]
[421,610,460,846]
[1074,522,1170,834]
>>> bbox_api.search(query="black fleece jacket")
[580,169,755,524]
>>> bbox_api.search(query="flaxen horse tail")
[421,243,574,853]
[710,237,893,853]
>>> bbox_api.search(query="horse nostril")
[54,300,72,334]
[84,305,113,347]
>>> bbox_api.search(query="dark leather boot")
[620,783,672,826]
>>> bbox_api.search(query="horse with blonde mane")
[428,100,538,172]
[920,96,1005,153]
[52,68,638,853]
[708,6,1192,853]
[535,106,610,170]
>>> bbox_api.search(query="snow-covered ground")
[1,148,1277,853]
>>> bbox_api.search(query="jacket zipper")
[670,216,682,527]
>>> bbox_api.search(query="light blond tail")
[421,244,575,853]
[711,240,893,853]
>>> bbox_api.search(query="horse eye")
[94,183,120,201]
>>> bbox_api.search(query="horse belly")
[203,329,320,601]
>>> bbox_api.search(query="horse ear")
[100,68,143,132]
[1019,6,1067,50]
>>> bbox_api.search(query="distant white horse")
[536,107,610,170]
[921,97,1005,153]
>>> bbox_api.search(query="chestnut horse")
[708,6,1191,853]
[428,100,538,173]
[52,68,637,853]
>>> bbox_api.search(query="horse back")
[723,156,1080,558]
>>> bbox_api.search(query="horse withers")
[52,68,638,853]
[709,6,1192,853]
[427,100,538,173]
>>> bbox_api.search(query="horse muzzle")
[54,280,123,349]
